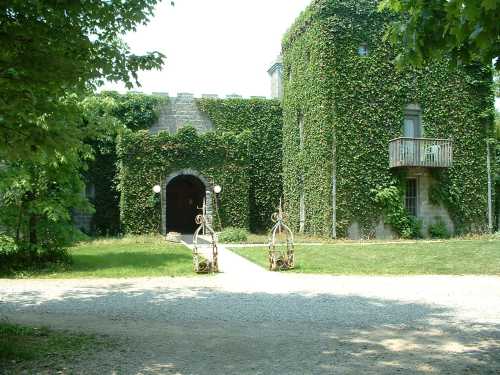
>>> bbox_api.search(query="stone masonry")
[149,93,214,134]
[268,55,283,100]
[347,168,455,240]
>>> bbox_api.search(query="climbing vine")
[117,127,251,234]
[282,0,494,238]
[197,98,283,231]
[84,92,166,235]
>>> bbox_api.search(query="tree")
[379,0,500,70]
[0,0,165,163]
[495,108,500,230]
[82,92,166,236]
[0,1,166,264]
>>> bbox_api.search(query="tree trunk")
[28,214,38,246]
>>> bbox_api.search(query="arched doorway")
[165,174,206,233]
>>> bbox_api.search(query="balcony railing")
[389,137,453,168]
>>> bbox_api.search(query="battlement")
[150,92,272,100]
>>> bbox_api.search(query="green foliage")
[282,0,493,238]
[379,0,500,70]
[82,92,166,235]
[494,71,500,97]
[218,227,249,243]
[99,91,167,132]
[496,110,500,230]
[428,217,451,239]
[372,186,421,239]
[0,1,165,270]
[0,151,92,247]
[197,98,283,231]
[0,1,164,163]
[117,127,251,234]
[0,234,17,254]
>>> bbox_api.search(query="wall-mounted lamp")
[213,185,222,194]
[153,185,162,194]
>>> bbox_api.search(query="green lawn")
[0,322,108,371]
[231,239,500,275]
[13,236,194,278]
[244,232,328,244]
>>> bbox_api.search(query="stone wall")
[406,168,455,236]
[149,93,214,134]
[346,168,455,240]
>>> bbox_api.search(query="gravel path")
[1,251,500,374]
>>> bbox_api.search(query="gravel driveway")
[1,251,500,374]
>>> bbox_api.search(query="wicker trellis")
[268,199,295,271]
[192,201,219,273]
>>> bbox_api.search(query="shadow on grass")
[71,252,193,272]
[0,250,195,278]
[1,281,500,374]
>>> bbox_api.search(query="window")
[403,104,422,138]
[405,178,418,217]
[358,43,369,56]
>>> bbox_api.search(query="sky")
[103,0,499,109]
[101,0,311,98]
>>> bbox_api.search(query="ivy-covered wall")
[197,98,283,231]
[85,92,166,235]
[117,127,250,234]
[282,0,495,238]
[99,95,282,235]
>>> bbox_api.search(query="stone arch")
[161,169,213,234]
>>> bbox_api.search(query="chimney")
[267,55,283,99]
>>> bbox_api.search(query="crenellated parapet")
[149,92,275,135]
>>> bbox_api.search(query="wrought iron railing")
[389,137,453,168]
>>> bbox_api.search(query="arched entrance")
[165,174,206,233]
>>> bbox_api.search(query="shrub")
[0,234,17,254]
[428,217,450,239]
[372,186,421,239]
[218,227,248,243]
[0,234,72,276]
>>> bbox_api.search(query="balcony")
[389,138,453,168]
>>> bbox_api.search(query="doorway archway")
[165,174,206,233]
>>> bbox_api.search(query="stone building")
[280,0,495,239]
[76,0,495,239]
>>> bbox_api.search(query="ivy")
[282,0,495,238]
[86,94,283,235]
[117,127,251,234]
[197,98,283,231]
[84,92,166,235]
[372,186,421,239]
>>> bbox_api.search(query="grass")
[230,239,500,275]
[243,232,329,244]
[10,235,194,279]
[0,322,107,370]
